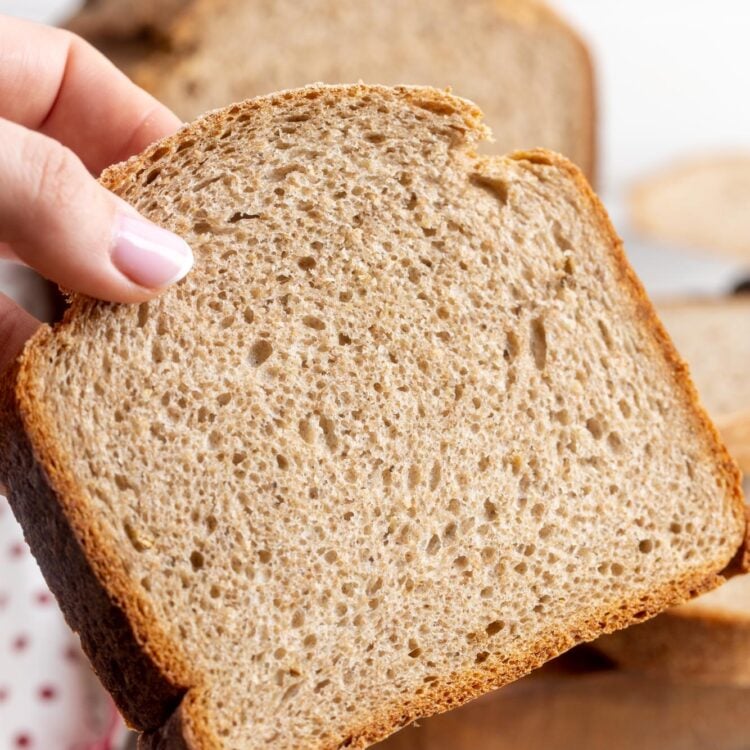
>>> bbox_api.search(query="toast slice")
[0,85,744,749]
[377,662,750,749]
[121,0,597,180]
[630,155,750,262]
[655,299,750,471]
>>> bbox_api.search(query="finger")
[0,15,181,174]
[0,244,20,261]
[0,292,39,374]
[0,118,193,303]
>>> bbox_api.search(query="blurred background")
[1,1,750,748]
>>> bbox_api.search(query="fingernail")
[111,214,193,289]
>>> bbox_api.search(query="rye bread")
[0,85,744,749]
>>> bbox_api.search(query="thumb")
[0,118,193,303]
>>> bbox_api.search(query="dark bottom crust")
[0,369,185,731]
[139,706,191,750]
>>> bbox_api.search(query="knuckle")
[25,137,80,214]
[35,145,76,206]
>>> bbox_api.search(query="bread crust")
[0,362,186,730]
[0,86,744,749]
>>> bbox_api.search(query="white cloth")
[0,494,127,749]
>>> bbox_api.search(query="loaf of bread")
[0,85,743,749]
[65,0,188,41]
[630,155,750,262]
[66,0,597,181]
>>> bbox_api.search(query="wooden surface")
[376,655,750,750]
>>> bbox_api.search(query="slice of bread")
[630,155,750,262]
[656,299,750,472]
[596,572,750,687]
[377,664,750,750]
[74,0,596,181]
[0,85,743,749]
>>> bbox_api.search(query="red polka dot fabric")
[0,495,130,749]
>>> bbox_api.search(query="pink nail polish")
[112,214,194,289]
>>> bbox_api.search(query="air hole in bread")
[608,432,624,453]
[586,418,604,440]
[318,415,338,452]
[190,551,205,570]
[228,211,260,223]
[249,339,273,366]
[530,317,547,370]
[149,146,170,163]
[470,174,510,207]
[485,620,504,636]
[302,316,325,330]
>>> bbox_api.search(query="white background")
[1,0,750,294]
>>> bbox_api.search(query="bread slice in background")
[377,661,750,750]
[655,299,750,472]
[65,0,190,41]
[0,85,743,749]
[630,155,750,263]
[596,572,750,687]
[65,0,597,182]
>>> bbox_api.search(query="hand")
[0,15,194,372]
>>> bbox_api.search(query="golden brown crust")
[1,87,744,749]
